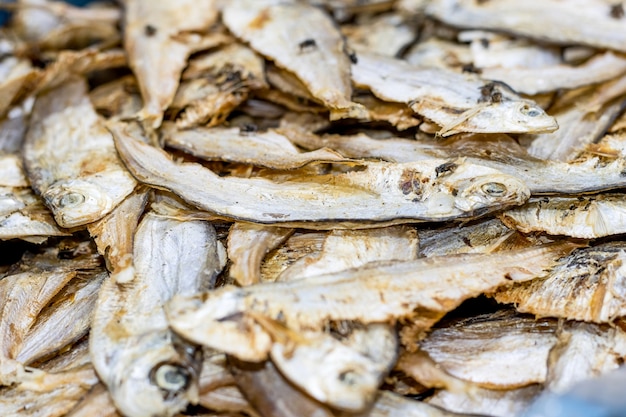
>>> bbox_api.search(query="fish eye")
[151,363,191,394]
[481,182,507,196]
[520,104,542,117]
[58,192,85,207]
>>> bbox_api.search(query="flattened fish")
[221,0,366,118]
[425,0,626,53]
[123,0,219,128]
[348,391,486,417]
[113,122,530,226]
[23,77,136,228]
[494,243,626,323]
[161,123,349,170]
[166,242,576,362]
[90,213,225,417]
[501,194,626,239]
[351,53,557,136]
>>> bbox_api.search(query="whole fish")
[351,53,557,136]
[112,122,530,226]
[22,77,136,228]
[90,212,225,417]
[424,0,626,53]
[221,0,367,119]
[166,242,576,362]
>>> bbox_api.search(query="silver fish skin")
[419,310,558,389]
[22,77,137,228]
[227,223,294,286]
[90,212,225,417]
[221,0,367,118]
[501,194,626,239]
[161,123,349,170]
[351,53,557,136]
[494,243,626,323]
[123,0,219,128]
[424,0,626,52]
[283,126,626,195]
[112,122,530,225]
[166,242,577,362]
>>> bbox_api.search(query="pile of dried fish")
[2,0,626,416]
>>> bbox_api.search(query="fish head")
[499,100,558,134]
[43,179,114,228]
[453,172,530,215]
[109,331,201,417]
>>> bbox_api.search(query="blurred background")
[0,0,96,26]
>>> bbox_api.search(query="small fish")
[501,194,626,239]
[161,123,350,170]
[221,0,367,118]
[23,77,137,228]
[112,122,530,226]
[351,53,557,136]
[481,52,626,95]
[424,0,626,53]
[494,243,626,323]
[166,242,576,362]
[122,0,219,128]
[90,212,225,417]
[342,12,414,57]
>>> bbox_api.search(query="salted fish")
[123,0,219,128]
[227,223,294,286]
[342,12,415,57]
[90,212,225,417]
[0,154,69,242]
[23,77,136,228]
[161,123,349,170]
[260,231,327,282]
[66,384,120,417]
[501,194,626,239]
[351,53,557,136]
[112,122,530,226]
[467,34,561,70]
[494,243,626,323]
[424,0,626,53]
[481,52,626,95]
[166,242,576,362]
[89,75,143,121]
[282,125,626,195]
[171,43,266,128]
[221,0,366,118]
[419,309,558,389]
[404,38,472,72]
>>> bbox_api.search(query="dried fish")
[467,34,561,70]
[227,223,294,286]
[161,123,349,170]
[113,122,530,226]
[424,0,626,53]
[494,243,626,323]
[221,0,367,118]
[90,213,225,417]
[501,194,626,239]
[342,13,415,57]
[166,242,576,362]
[481,52,626,95]
[23,77,136,228]
[66,384,120,417]
[351,53,557,136]
[419,310,558,389]
[123,0,219,128]
[89,75,143,121]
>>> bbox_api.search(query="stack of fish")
[2,0,626,416]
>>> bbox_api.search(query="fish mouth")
[43,179,113,228]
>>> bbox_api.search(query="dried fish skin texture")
[112,123,530,225]
[91,213,224,417]
[494,243,626,323]
[221,0,365,116]
[23,77,136,228]
[425,0,626,53]
[166,242,576,361]
[351,53,557,136]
